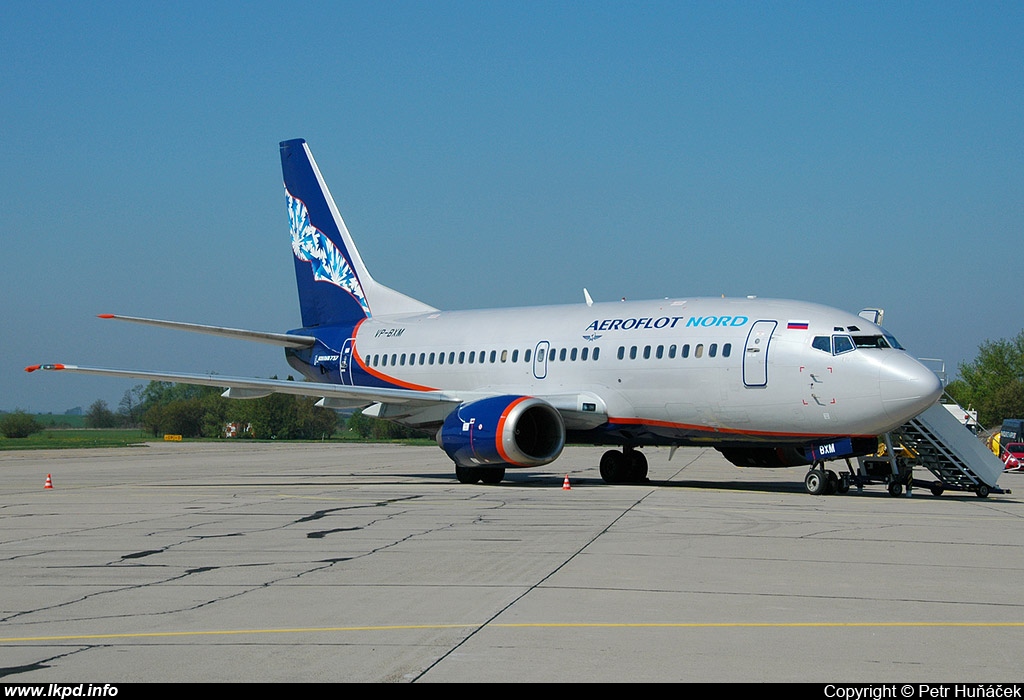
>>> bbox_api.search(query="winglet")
[25,364,66,373]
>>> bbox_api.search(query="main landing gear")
[455,465,505,484]
[599,447,649,484]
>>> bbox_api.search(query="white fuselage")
[329,296,940,443]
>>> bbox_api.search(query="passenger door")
[743,321,776,387]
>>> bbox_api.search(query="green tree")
[161,399,206,437]
[133,378,340,440]
[117,385,145,427]
[291,396,340,439]
[84,400,118,429]
[200,392,232,438]
[344,409,374,439]
[0,410,45,439]
[141,403,165,437]
[342,408,427,440]
[955,330,1024,427]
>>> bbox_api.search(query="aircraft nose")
[878,354,943,424]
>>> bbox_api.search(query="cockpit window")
[833,335,855,354]
[816,330,904,355]
[883,333,904,350]
[852,335,890,349]
[851,333,905,350]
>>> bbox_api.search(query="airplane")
[27,138,944,493]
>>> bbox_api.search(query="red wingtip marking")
[97,314,115,319]
[25,365,40,373]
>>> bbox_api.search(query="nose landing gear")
[803,464,850,495]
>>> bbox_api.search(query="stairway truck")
[905,404,1008,494]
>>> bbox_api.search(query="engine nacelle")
[437,395,565,468]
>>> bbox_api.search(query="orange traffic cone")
[562,475,571,490]
[44,474,53,489]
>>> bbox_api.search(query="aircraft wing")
[24,363,467,408]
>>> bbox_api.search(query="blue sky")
[3,2,1022,413]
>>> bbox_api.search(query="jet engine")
[437,395,565,468]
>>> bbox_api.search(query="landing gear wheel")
[600,450,626,484]
[627,449,649,482]
[805,469,828,496]
[836,474,850,494]
[887,481,904,497]
[930,482,945,497]
[479,467,505,484]
[825,470,839,495]
[975,483,990,498]
[455,465,480,484]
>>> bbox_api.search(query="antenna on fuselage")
[583,288,594,307]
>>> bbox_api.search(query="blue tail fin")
[280,139,435,328]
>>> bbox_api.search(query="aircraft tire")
[804,470,828,496]
[600,450,625,484]
[455,465,480,484]
[480,467,505,484]
[836,474,850,494]
[627,450,649,482]
[825,470,839,495]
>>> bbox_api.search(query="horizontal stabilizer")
[97,314,317,348]
[25,363,464,408]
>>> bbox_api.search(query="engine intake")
[438,395,565,468]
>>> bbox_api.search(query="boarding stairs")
[889,401,1009,497]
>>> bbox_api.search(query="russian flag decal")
[787,320,809,330]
